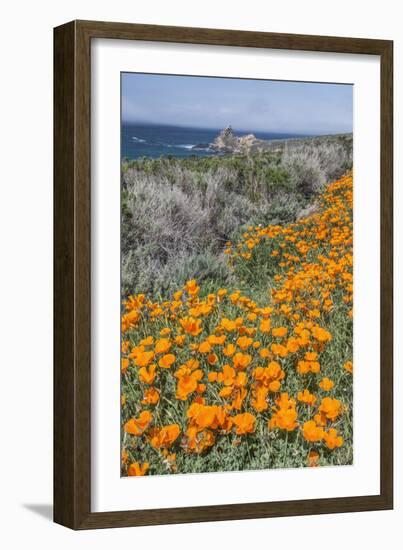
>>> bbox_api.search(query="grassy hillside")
[120,135,353,476]
[121,133,352,298]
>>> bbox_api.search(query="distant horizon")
[122,73,353,135]
[121,120,352,137]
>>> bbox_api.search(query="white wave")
[160,143,195,149]
[131,136,146,143]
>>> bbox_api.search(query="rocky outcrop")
[205,126,270,155]
[210,126,238,152]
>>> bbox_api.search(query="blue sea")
[121,123,306,160]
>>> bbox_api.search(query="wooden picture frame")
[54,19,393,529]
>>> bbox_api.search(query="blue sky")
[122,73,352,135]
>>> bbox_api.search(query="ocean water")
[121,123,305,160]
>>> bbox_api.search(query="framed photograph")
[54,20,393,529]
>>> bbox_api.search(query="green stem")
[283,430,289,467]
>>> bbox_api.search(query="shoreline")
[122,131,353,163]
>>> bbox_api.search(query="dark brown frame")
[54,19,393,530]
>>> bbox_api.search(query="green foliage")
[121,173,353,474]
[121,133,353,298]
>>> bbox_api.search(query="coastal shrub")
[315,141,352,181]
[281,138,352,189]
[122,134,352,296]
[121,170,307,297]
[281,149,326,196]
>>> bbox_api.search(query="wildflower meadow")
[121,171,353,476]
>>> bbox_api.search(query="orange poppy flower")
[236,336,253,350]
[207,353,218,365]
[134,350,155,368]
[272,327,288,338]
[179,317,202,336]
[139,336,154,347]
[158,353,176,369]
[184,427,216,454]
[344,361,353,373]
[121,340,130,353]
[223,343,236,357]
[121,357,129,374]
[198,341,211,354]
[219,386,234,398]
[259,319,271,333]
[208,334,226,345]
[121,309,140,333]
[175,364,203,400]
[184,279,200,296]
[311,326,332,342]
[259,347,270,359]
[297,389,317,406]
[150,424,180,449]
[286,338,300,353]
[187,403,219,429]
[173,290,183,301]
[313,412,327,427]
[138,364,157,385]
[208,372,218,382]
[307,450,320,467]
[251,385,269,412]
[269,406,298,431]
[232,352,252,370]
[127,462,149,476]
[124,410,152,436]
[269,393,298,431]
[232,412,256,435]
[324,428,344,449]
[155,338,171,354]
[174,334,186,346]
[221,318,237,332]
[268,380,281,392]
[217,364,235,386]
[230,387,247,410]
[270,343,288,358]
[319,397,342,421]
[297,359,320,375]
[302,420,324,442]
[319,377,334,391]
[141,387,160,405]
